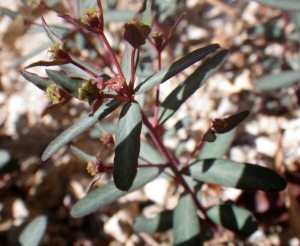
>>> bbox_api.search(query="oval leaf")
[256,71,300,90]
[113,101,142,191]
[18,215,47,246]
[20,69,52,91]
[206,204,258,236]
[134,44,220,95]
[186,159,287,191]
[42,99,121,161]
[158,50,229,124]
[133,210,173,234]
[46,69,85,98]
[173,193,201,246]
[71,167,162,218]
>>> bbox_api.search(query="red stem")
[183,139,204,169]
[153,51,162,129]
[70,60,98,78]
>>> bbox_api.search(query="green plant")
[19,0,287,244]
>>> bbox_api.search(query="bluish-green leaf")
[256,71,300,90]
[42,17,63,44]
[122,41,134,85]
[18,215,47,246]
[158,50,229,124]
[207,203,258,236]
[46,69,85,98]
[71,167,162,218]
[138,0,152,28]
[113,101,142,191]
[104,10,135,23]
[42,100,121,161]
[173,193,201,246]
[139,140,166,165]
[70,55,104,77]
[186,159,287,191]
[70,145,95,163]
[60,64,91,80]
[254,0,300,11]
[0,7,18,19]
[199,129,236,159]
[134,44,220,95]
[20,69,52,91]
[133,210,173,234]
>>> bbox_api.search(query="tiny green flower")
[45,84,61,104]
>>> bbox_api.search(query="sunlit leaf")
[134,44,220,95]
[173,193,201,246]
[186,159,287,191]
[70,145,95,163]
[158,50,229,124]
[42,100,121,161]
[207,203,258,235]
[113,101,142,191]
[71,167,162,218]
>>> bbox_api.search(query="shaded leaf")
[133,210,173,234]
[202,129,217,142]
[139,140,165,165]
[42,100,121,161]
[137,0,152,28]
[257,71,300,90]
[19,69,52,91]
[113,101,142,191]
[60,64,91,80]
[206,204,258,236]
[199,129,236,159]
[158,50,229,124]
[0,7,18,19]
[70,145,95,163]
[186,159,287,191]
[173,193,201,246]
[134,44,220,95]
[254,0,300,11]
[46,69,85,98]
[18,215,47,246]
[71,167,162,218]
[123,22,147,48]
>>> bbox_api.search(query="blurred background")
[1,0,300,245]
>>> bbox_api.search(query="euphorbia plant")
[20,0,287,244]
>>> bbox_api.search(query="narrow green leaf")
[70,55,104,77]
[138,0,152,28]
[158,50,229,124]
[139,140,166,165]
[134,44,220,95]
[18,215,47,246]
[0,7,18,19]
[19,69,52,91]
[42,100,121,161]
[15,42,51,67]
[256,71,300,90]
[71,167,162,218]
[42,17,63,44]
[60,64,91,80]
[133,210,173,234]
[113,101,142,191]
[70,145,95,163]
[199,129,236,159]
[206,204,258,236]
[122,41,133,85]
[254,0,300,11]
[173,193,201,246]
[46,69,85,98]
[186,159,287,191]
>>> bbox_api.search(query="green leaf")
[60,64,91,80]
[206,203,258,236]
[133,210,173,234]
[19,69,52,91]
[134,44,220,95]
[256,71,300,90]
[254,0,300,11]
[25,59,70,69]
[42,17,63,44]
[46,69,85,98]
[113,101,142,191]
[70,55,104,77]
[15,42,52,67]
[158,50,229,124]
[70,145,95,163]
[186,159,287,191]
[104,10,135,23]
[173,193,201,246]
[199,129,236,159]
[71,167,162,218]
[0,7,18,19]
[18,215,47,246]
[42,99,121,161]
[85,173,102,194]
[122,41,133,85]
[139,140,166,165]
[138,0,152,28]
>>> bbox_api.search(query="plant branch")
[153,51,162,129]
